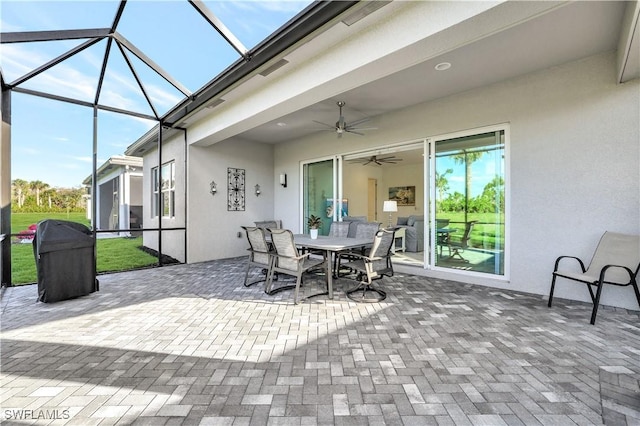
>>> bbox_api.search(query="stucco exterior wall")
[142,132,187,262]
[273,51,640,310]
[187,139,275,263]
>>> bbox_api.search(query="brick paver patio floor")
[1,257,639,425]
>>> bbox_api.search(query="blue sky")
[1,0,310,188]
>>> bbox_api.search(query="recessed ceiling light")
[435,62,451,71]
[276,122,287,127]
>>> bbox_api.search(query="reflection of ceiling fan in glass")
[313,101,376,138]
[348,155,402,166]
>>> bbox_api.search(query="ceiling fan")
[313,101,376,138]
[348,155,402,166]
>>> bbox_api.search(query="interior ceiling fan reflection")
[348,155,402,165]
[313,101,376,138]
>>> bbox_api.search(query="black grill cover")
[32,219,98,303]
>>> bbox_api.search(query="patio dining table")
[293,234,371,300]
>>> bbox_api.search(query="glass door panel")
[432,130,505,275]
[303,159,335,236]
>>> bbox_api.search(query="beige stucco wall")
[272,51,640,310]
[142,132,187,263]
[186,138,275,264]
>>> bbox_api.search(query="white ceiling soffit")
[223,0,629,145]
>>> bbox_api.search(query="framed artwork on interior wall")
[389,186,415,206]
[227,167,245,211]
[325,198,348,218]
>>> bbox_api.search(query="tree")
[11,179,29,207]
[29,180,49,207]
[42,188,56,209]
[435,168,453,206]
[452,150,483,222]
[452,150,483,201]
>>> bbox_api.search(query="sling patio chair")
[328,221,350,238]
[338,228,396,302]
[336,221,381,277]
[241,226,274,288]
[266,228,326,304]
[447,220,477,261]
[548,231,640,325]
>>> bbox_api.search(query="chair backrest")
[436,218,450,228]
[255,220,282,230]
[368,228,396,271]
[343,216,367,237]
[242,226,271,265]
[269,228,300,271]
[354,222,381,240]
[328,221,350,238]
[587,232,640,283]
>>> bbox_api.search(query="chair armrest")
[338,252,385,263]
[598,264,636,285]
[554,255,586,273]
[338,252,367,261]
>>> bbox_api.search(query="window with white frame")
[152,161,175,218]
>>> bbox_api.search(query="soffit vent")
[259,58,289,77]
[341,1,391,26]
[206,98,226,109]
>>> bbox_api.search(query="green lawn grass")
[436,212,505,249]
[10,212,89,234]
[9,213,159,285]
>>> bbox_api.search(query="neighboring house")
[124,2,639,311]
[83,155,143,236]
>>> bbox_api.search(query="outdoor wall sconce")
[210,180,217,195]
[255,184,261,196]
[279,173,287,188]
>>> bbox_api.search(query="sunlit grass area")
[9,213,159,285]
[11,237,159,285]
[436,212,505,249]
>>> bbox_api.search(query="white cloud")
[21,147,41,156]
[3,41,182,115]
[71,156,93,163]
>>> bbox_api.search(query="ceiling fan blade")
[312,120,335,129]
[348,117,371,127]
[347,126,377,131]
[346,129,365,136]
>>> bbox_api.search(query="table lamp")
[382,200,398,228]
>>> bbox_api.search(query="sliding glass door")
[302,158,340,235]
[429,129,507,276]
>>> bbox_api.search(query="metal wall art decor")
[227,167,245,211]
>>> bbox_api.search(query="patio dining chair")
[548,231,640,324]
[241,226,274,288]
[329,221,350,238]
[336,222,381,276]
[327,221,352,274]
[267,228,326,304]
[447,221,477,261]
[339,228,396,302]
[254,220,282,238]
